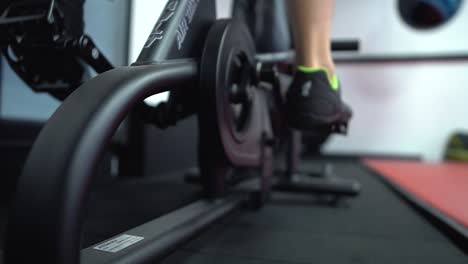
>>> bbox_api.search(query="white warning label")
[93,234,144,253]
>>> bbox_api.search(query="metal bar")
[331,40,360,51]
[285,131,301,180]
[334,53,468,63]
[81,197,242,263]
[257,50,468,64]
[256,50,295,64]
[256,40,359,64]
[4,60,198,264]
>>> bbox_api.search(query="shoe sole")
[286,110,351,131]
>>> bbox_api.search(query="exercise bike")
[2,0,360,263]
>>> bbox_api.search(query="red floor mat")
[364,159,468,228]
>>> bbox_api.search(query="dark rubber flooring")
[164,160,468,263]
[81,171,203,248]
[1,160,467,263]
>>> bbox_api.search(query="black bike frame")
[135,0,216,64]
[4,1,359,263]
[5,1,222,263]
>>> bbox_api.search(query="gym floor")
[163,159,468,263]
[1,159,467,263]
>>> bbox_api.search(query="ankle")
[297,65,339,91]
[298,62,335,75]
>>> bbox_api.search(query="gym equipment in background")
[444,132,468,161]
[398,0,464,29]
[0,0,113,100]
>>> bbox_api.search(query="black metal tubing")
[81,198,242,263]
[136,0,216,64]
[4,60,198,264]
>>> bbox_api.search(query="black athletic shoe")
[285,68,352,131]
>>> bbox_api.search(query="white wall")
[129,0,468,161]
[332,0,468,54]
[325,0,468,160]
[327,62,468,160]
